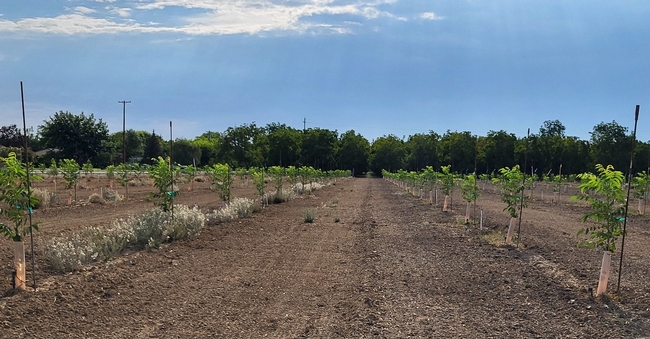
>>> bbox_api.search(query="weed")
[480,231,507,247]
[334,215,340,223]
[304,208,315,223]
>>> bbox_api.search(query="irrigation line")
[516,128,530,249]
[20,81,37,291]
[617,105,640,294]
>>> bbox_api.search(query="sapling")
[82,160,93,180]
[0,152,41,289]
[572,164,626,296]
[235,167,248,187]
[60,159,80,204]
[492,165,528,244]
[439,165,454,212]
[105,165,115,189]
[632,172,649,215]
[208,163,233,202]
[47,158,59,193]
[251,168,266,206]
[183,164,198,191]
[148,156,177,212]
[130,163,147,186]
[461,174,480,223]
[268,166,284,195]
[422,166,438,204]
[286,166,298,188]
[116,163,130,200]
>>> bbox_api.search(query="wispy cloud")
[109,7,131,18]
[0,0,405,36]
[420,12,443,21]
[73,6,96,15]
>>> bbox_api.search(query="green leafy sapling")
[251,167,266,205]
[60,159,80,203]
[116,163,131,200]
[572,164,626,252]
[148,156,177,212]
[0,152,41,241]
[48,158,59,191]
[105,165,115,188]
[184,164,198,191]
[439,165,454,212]
[82,160,93,179]
[492,165,528,244]
[208,163,233,202]
[461,173,480,223]
[632,172,649,215]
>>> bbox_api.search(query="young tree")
[60,159,80,204]
[0,152,41,289]
[492,165,528,244]
[208,163,233,202]
[573,164,626,296]
[461,174,480,223]
[148,157,177,212]
[439,165,455,212]
[82,160,93,179]
[632,172,649,215]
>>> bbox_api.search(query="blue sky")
[0,0,649,142]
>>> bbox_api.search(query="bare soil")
[1,177,650,338]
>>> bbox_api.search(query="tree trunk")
[596,251,612,296]
[13,241,26,290]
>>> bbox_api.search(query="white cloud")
[110,7,132,17]
[420,12,443,21]
[0,0,405,36]
[74,6,96,15]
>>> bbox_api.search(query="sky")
[0,0,649,143]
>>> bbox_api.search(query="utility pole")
[303,118,306,133]
[119,100,131,164]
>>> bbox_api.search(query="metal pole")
[20,82,37,291]
[170,121,174,220]
[617,105,640,294]
[516,128,530,248]
[118,101,131,164]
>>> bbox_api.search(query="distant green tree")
[337,130,370,175]
[405,132,440,172]
[141,131,164,165]
[301,128,338,170]
[267,125,302,167]
[172,139,201,165]
[590,121,631,172]
[39,111,110,165]
[370,135,406,174]
[440,131,476,174]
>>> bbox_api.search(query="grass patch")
[480,230,507,247]
[304,208,315,223]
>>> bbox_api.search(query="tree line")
[0,111,645,176]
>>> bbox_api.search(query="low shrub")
[32,188,52,209]
[206,197,256,225]
[102,188,122,202]
[88,193,106,204]
[268,189,296,204]
[43,205,205,272]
